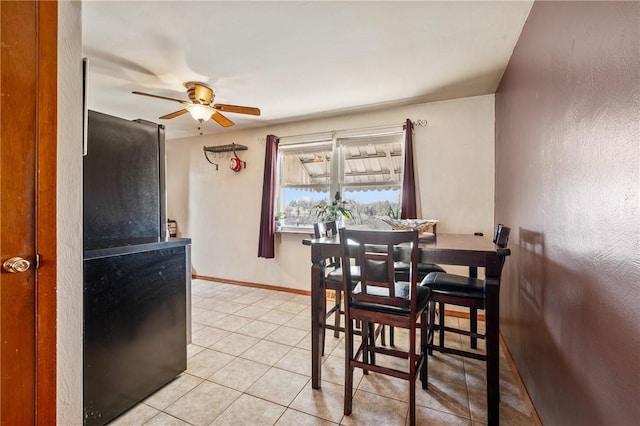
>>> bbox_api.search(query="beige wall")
[57,1,84,424]
[167,94,495,291]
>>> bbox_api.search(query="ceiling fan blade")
[213,103,261,116]
[132,91,188,104]
[211,111,234,127]
[159,109,189,120]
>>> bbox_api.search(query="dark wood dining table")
[302,233,508,425]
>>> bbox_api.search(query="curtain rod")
[257,119,427,144]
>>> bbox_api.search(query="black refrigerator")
[83,111,191,425]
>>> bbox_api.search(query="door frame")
[0,1,56,422]
[35,1,58,423]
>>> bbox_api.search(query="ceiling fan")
[132,81,260,127]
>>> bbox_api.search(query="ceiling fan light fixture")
[186,104,214,122]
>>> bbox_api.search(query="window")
[275,127,405,229]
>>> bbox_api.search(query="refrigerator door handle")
[83,58,89,156]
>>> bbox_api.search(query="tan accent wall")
[495,2,640,424]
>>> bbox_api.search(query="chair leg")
[361,321,369,375]
[420,311,428,389]
[368,322,376,366]
[409,322,417,426]
[438,302,445,348]
[409,374,416,426]
[428,301,435,356]
[321,288,327,356]
[334,290,342,338]
[390,326,395,347]
[470,307,478,349]
[344,317,354,415]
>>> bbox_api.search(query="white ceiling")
[82,1,532,139]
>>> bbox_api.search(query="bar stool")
[313,221,360,354]
[423,225,510,352]
[340,228,432,426]
[421,224,511,425]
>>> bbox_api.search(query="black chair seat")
[326,266,361,285]
[352,282,431,315]
[395,262,445,282]
[421,272,484,300]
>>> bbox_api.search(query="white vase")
[337,215,346,229]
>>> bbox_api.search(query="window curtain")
[400,119,417,219]
[258,134,279,258]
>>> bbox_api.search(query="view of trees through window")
[280,188,400,230]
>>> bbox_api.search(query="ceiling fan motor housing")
[185,81,214,105]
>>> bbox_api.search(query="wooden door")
[0,1,57,424]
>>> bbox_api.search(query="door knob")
[3,257,31,273]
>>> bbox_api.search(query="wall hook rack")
[203,143,248,171]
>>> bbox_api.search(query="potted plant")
[275,211,286,230]
[387,205,401,219]
[314,191,353,227]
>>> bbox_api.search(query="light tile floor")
[108,279,536,426]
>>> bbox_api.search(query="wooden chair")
[339,228,432,426]
[421,224,510,423]
[423,225,510,354]
[314,221,362,354]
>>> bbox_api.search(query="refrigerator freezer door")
[83,111,166,250]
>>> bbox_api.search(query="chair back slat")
[361,251,396,297]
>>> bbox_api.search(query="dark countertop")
[83,238,191,260]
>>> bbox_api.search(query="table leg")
[311,257,324,389]
[485,278,500,425]
[469,267,478,349]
